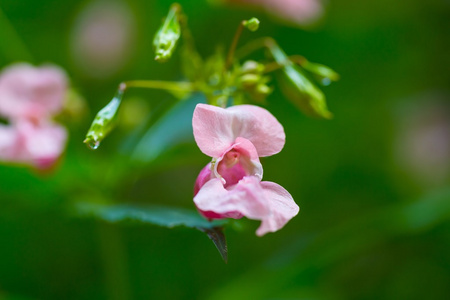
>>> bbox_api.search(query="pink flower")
[0,120,67,170]
[0,63,67,120]
[0,63,68,170]
[192,104,299,236]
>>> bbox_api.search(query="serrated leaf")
[76,202,229,261]
[76,202,226,229]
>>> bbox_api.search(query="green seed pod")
[153,3,181,62]
[301,60,340,85]
[268,41,333,119]
[84,88,124,150]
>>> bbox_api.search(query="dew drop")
[87,140,100,150]
[321,78,331,86]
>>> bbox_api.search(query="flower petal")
[194,176,269,220]
[213,137,263,185]
[256,181,299,236]
[193,163,212,196]
[193,104,285,158]
[227,105,285,156]
[0,125,18,161]
[0,63,67,120]
[16,121,68,169]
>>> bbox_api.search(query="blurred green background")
[1,0,449,299]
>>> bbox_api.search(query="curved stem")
[119,80,195,93]
[235,37,276,60]
[263,55,307,73]
[225,21,246,70]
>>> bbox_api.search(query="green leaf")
[76,202,229,261]
[129,93,205,164]
[76,202,226,229]
[268,42,332,119]
[153,3,181,62]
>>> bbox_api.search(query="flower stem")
[119,80,195,93]
[97,223,132,300]
[225,21,246,70]
[235,37,277,60]
[263,55,307,73]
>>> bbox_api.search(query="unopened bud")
[240,74,260,87]
[243,18,260,32]
[256,83,271,95]
[241,60,265,74]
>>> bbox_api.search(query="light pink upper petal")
[226,105,285,156]
[193,104,236,157]
[193,104,285,158]
[0,63,68,119]
[256,181,299,236]
[194,176,269,220]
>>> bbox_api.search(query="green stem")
[162,3,181,34]
[235,37,276,60]
[120,80,195,93]
[225,21,246,70]
[178,8,198,55]
[263,55,307,73]
[97,222,132,300]
[0,6,33,62]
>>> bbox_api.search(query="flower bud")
[241,60,265,74]
[243,18,260,32]
[240,73,260,87]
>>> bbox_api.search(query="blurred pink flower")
[394,93,450,188]
[0,63,68,170]
[0,63,67,120]
[224,0,324,26]
[70,0,136,79]
[192,104,299,236]
[0,121,67,170]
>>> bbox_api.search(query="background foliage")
[0,0,449,299]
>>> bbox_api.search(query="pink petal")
[194,163,213,196]
[0,63,67,120]
[0,125,18,161]
[194,176,269,220]
[0,121,68,169]
[193,104,285,158]
[213,137,263,186]
[17,121,68,169]
[256,181,299,236]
